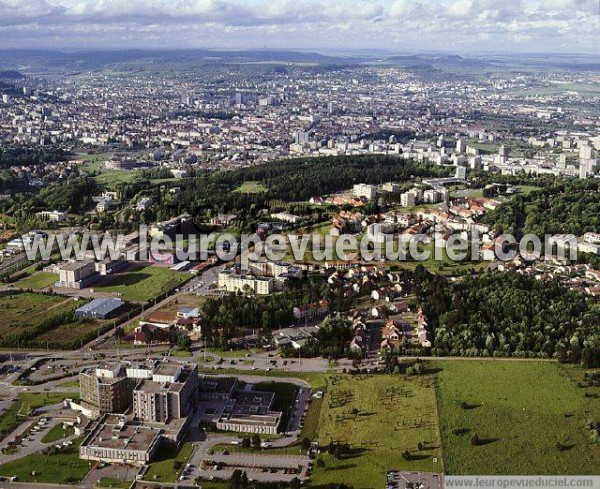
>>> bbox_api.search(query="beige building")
[58,260,98,289]
[217,271,273,295]
[80,415,162,466]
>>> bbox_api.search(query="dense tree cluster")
[281,317,353,359]
[418,271,600,365]
[482,179,600,236]
[200,279,343,348]
[0,147,71,169]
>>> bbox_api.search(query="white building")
[353,183,377,200]
[217,271,273,295]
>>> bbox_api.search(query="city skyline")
[0,0,599,53]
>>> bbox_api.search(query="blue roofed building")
[75,298,127,320]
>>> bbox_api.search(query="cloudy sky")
[0,0,598,53]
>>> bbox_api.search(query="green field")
[144,442,193,483]
[0,438,89,484]
[435,361,600,475]
[95,265,191,302]
[34,318,104,348]
[311,373,442,488]
[233,181,268,193]
[14,272,59,290]
[0,392,77,440]
[0,292,76,340]
[41,423,75,444]
[97,477,131,488]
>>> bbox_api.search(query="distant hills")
[0,70,25,80]
[0,49,598,74]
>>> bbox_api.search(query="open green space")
[435,361,600,475]
[96,477,131,488]
[311,372,442,488]
[0,392,76,440]
[144,442,193,483]
[95,265,191,302]
[233,181,268,193]
[41,423,75,444]
[0,292,75,340]
[0,438,89,484]
[34,318,104,349]
[14,272,59,290]
[0,291,104,349]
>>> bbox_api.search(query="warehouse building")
[75,298,127,320]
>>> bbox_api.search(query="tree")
[290,477,302,489]
[241,437,251,449]
[251,433,261,449]
[177,334,192,351]
[301,437,311,450]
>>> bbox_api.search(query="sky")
[0,0,598,54]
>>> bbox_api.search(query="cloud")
[0,0,597,52]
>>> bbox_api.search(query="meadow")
[233,180,268,193]
[94,265,191,302]
[311,372,442,488]
[435,360,600,475]
[0,438,90,484]
[13,272,59,290]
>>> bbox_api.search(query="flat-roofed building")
[79,415,162,466]
[198,376,238,401]
[217,270,273,295]
[79,364,137,416]
[58,260,99,289]
[216,390,282,435]
[133,362,198,424]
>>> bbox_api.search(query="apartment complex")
[217,269,273,295]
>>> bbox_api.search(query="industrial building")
[57,260,100,289]
[75,298,127,320]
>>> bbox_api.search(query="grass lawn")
[515,184,542,196]
[0,392,76,440]
[144,442,193,483]
[435,361,600,475]
[95,265,192,302]
[97,477,131,488]
[14,272,59,290]
[210,443,306,456]
[41,423,75,444]
[0,438,90,484]
[233,181,268,193]
[311,372,442,489]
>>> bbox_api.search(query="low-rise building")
[79,415,162,467]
